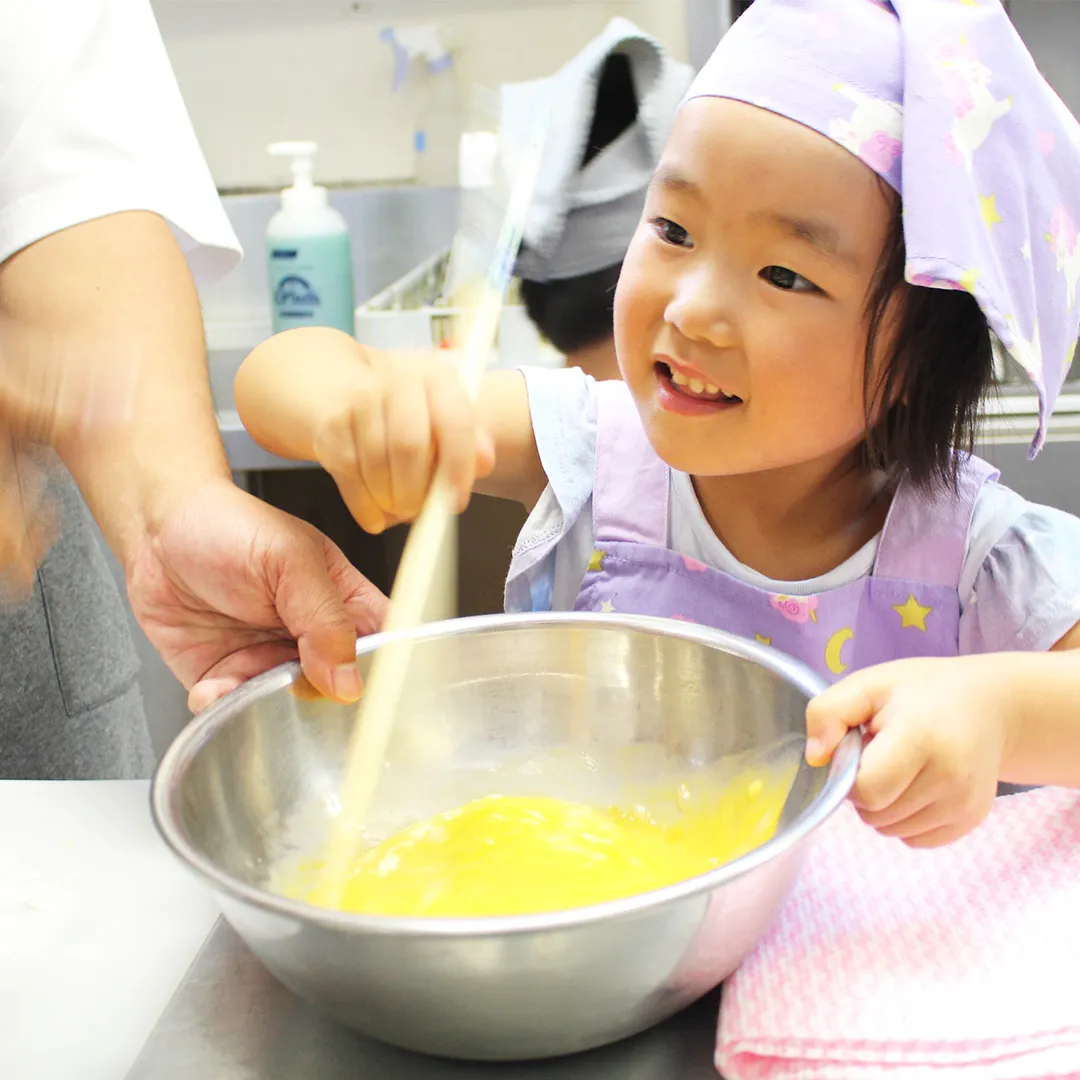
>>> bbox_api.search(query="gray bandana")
[502,18,693,282]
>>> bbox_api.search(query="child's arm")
[234,327,546,533]
[805,626,1080,848]
[997,625,1080,787]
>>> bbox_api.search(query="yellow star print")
[587,548,605,573]
[979,193,1002,230]
[755,634,772,646]
[599,599,616,613]
[959,268,980,294]
[894,593,932,632]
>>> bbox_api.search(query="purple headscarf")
[686,0,1080,455]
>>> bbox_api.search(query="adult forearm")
[0,210,231,568]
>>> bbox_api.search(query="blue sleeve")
[960,502,1080,654]
[504,367,597,613]
[521,365,597,518]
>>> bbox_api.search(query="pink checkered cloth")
[716,787,1080,1080]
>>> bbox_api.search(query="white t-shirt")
[506,367,1080,655]
[0,0,239,279]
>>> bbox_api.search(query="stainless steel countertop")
[218,390,1080,473]
[979,388,1080,441]
[203,186,1080,472]
[125,919,723,1080]
[218,409,307,472]
[0,778,721,1079]
[0,782,220,1080]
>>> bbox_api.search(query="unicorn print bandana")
[686,0,1080,455]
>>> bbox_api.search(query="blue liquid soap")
[265,141,356,336]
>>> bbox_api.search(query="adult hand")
[0,213,388,713]
[126,477,387,713]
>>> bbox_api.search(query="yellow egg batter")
[282,764,795,918]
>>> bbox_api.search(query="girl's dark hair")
[862,200,995,492]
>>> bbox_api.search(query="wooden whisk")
[317,114,545,906]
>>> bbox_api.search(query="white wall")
[152,0,689,191]
[155,0,1080,195]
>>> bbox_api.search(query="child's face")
[614,98,896,480]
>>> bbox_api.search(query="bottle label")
[274,273,320,313]
[267,233,356,335]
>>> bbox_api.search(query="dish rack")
[354,249,563,369]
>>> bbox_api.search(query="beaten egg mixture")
[280,762,797,917]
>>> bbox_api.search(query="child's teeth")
[669,367,731,399]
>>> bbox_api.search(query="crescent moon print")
[825,627,854,675]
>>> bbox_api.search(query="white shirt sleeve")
[0,0,240,281]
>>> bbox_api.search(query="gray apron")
[0,457,153,779]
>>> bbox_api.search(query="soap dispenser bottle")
[265,141,356,336]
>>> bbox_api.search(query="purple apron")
[574,383,998,685]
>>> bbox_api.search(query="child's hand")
[805,656,1015,848]
[309,348,496,534]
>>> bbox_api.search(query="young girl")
[236,0,1080,847]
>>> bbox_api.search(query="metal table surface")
[125,919,723,1080]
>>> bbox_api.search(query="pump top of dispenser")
[268,141,329,211]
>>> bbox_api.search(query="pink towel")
[716,787,1080,1080]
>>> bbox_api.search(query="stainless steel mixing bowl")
[152,612,859,1061]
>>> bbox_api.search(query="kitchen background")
[115,0,1080,753]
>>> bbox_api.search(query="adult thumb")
[270,534,365,703]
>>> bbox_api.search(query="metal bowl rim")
[151,611,859,937]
